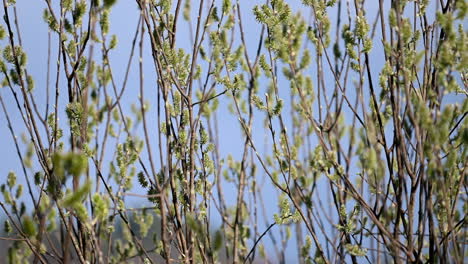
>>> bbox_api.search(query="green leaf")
[92,193,109,222]
[212,229,223,251]
[0,25,5,40]
[4,220,12,234]
[345,243,367,257]
[22,216,37,237]
[61,180,91,207]
[222,0,231,15]
[104,0,117,9]
[7,171,16,189]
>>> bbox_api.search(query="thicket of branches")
[0,0,466,263]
